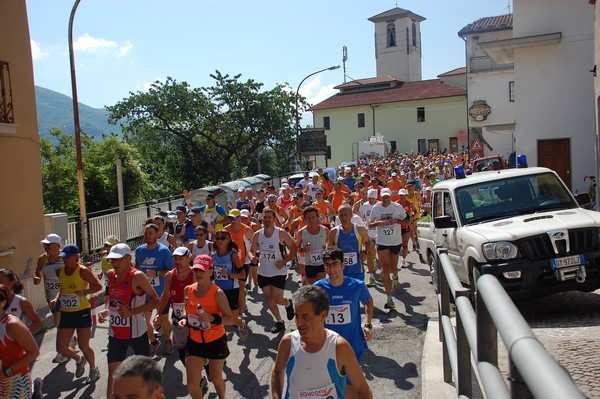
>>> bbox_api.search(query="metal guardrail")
[436,248,585,399]
[469,56,514,73]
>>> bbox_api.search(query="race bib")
[109,308,130,327]
[45,279,60,291]
[327,305,351,325]
[343,252,358,266]
[382,227,395,236]
[60,293,80,309]
[147,275,160,287]
[310,249,324,264]
[319,214,328,222]
[298,383,338,399]
[172,303,185,320]
[215,269,228,280]
[261,250,276,261]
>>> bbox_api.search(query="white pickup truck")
[417,167,600,298]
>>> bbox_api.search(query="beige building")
[310,76,466,167]
[0,0,47,308]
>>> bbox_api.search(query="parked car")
[418,166,600,299]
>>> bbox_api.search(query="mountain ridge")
[35,85,122,141]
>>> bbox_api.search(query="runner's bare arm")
[271,334,292,399]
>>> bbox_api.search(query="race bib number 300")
[109,308,130,327]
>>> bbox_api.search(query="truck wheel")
[428,253,439,293]
[469,263,482,302]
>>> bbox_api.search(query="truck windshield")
[455,172,577,225]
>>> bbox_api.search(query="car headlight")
[482,242,519,260]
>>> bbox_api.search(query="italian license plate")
[550,254,584,270]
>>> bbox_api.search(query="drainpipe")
[370,104,376,137]
[461,35,471,165]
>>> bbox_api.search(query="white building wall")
[374,17,422,81]
[513,0,594,192]
[468,70,516,158]
[313,96,466,167]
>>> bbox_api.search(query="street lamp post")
[295,65,340,166]
[68,0,89,255]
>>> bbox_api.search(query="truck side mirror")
[433,215,457,229]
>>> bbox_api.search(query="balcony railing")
[0,61,14,123]
[470,56,514,73]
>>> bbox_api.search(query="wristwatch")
[364,323,373,329]
[3,367,13,377]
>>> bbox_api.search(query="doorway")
[537,138,571,189]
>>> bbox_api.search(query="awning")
[479,32,562,64]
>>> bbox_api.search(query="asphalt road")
[30,248,439,399]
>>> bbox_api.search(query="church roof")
[309,78,465,111]
[458,14,513,36]
[368,7,426,23]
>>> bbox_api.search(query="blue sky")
[26,0,512,121]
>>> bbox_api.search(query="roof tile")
[309,79,466,111]
[458,14,513,36]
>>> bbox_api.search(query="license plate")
[550,254,584,270]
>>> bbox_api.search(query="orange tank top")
[185,284,226,343]
[225,225,248,263]
[0,314,29,375]
[314,201,331,227]
[331,192,346,212]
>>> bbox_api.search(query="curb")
[421,313,456,399]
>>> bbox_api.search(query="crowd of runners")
[0,150,468,398]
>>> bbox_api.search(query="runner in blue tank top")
[328,204,372,282]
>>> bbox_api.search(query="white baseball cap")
[41,233,61,244]
[106,243,132,259]
[173,246,191,257]
[367,189,378,199]
[381,188,392,197]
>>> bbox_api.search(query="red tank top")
[169,269,194,322]
[0,314,28,375]
[185,284,226,343]
[278,195,294,210]
[108,268,147,339]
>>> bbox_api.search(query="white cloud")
[74,33,117,53]
[117,42,133,58]
[30,39,48,61]
[137,76,165,93]
[302,76,336,106]
[298,75,337,125]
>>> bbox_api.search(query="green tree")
[107,72,298,194]
[40,129,151,214]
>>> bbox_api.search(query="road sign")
[471,139,483,150]
[299,128,327,156]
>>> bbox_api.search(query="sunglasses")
[214,236,228,241]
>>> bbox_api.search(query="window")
[509,81,515,102]
[386,22,396,47]
[324,116,330,130]
[0,61,14,124]
[412,22,417,47]
[357,113,365,128]
[417,107,425,122]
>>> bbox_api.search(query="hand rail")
[436,248,585,399]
